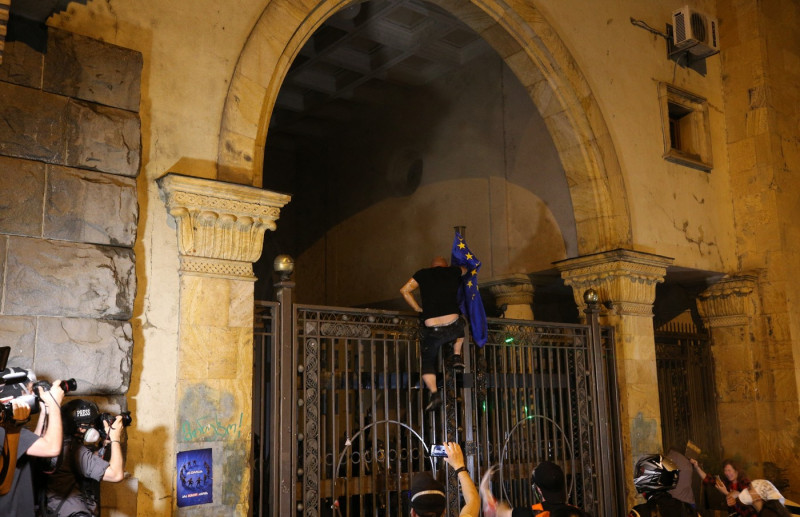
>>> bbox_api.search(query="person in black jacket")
[480,461,588,517]
[629,454,697,517]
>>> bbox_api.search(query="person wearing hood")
[737,480,791,517]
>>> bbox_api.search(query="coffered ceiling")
[268,0,492,147]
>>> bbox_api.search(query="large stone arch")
[218,0,632,254]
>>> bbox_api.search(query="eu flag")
[451,232,488,346]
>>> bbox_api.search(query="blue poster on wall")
[177,448,213,507]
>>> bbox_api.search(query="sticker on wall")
[177,448,213,507]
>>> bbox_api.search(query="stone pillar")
[555,249,672,507]
[158,173,290,515]
[0,0,9,65]
[485,273,535,320]
[696,275,762,466]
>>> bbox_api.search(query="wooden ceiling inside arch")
[268,0,493,147]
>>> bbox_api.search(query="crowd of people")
[401,256,794,517]
[409,448,794,517]
[0,362,127,517]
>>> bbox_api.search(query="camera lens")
[61,379,77,393]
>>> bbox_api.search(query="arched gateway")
[217,0,632,255]
[206,1,672,515]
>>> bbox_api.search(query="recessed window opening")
[668,102,693,154]
[659,83,713,171]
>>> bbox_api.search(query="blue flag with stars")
[451,232,488,346]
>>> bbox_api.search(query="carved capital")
[485,274,534,306]
[696,275,757,328]
[485,273,534,319]
[555,249,673,316]
[158,173,291,279]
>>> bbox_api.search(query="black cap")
[409,472,446,516]
[533,461,566,502]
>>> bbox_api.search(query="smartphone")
[430,444,447,457]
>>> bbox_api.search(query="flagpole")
[453,225,466,238]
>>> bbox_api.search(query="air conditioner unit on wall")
[672,5,720,58]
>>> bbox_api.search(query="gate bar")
[272,277,297,517]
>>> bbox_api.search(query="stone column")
[696,275,762,466]
[0,0,9,65]
[485,273,535,320]
[555,249,672,507]
[158,173,290,515]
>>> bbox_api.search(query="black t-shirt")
[413,266,463,320]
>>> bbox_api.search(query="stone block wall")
[715,0,800,497]
[0,22,140,399]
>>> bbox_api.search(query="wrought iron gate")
[254,284,624,517]
[655,320,721,458]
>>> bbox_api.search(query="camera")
[34,378,78,394]
[430,444,447,457]
[0,375,77,424]
[99,410,132,429]
[92,411,133,443]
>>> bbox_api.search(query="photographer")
[42,399,125,517]
[0,368,65,517]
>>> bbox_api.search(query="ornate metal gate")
[655,320,721,457]
[254,283,624,517]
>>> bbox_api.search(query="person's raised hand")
[443,442,465,470]
[479,466,499,517]
[40,380,65,410]
[104,415,124,443]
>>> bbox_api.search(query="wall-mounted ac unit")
[672,6,720,58]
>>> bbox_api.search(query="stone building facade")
[0,0,797,515]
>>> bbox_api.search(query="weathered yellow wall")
[40,0,800,512]
[534,0,737,271]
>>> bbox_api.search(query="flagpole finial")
[454,226,466,237]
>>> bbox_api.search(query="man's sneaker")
[425,392,442,412]
[452,355,465,370]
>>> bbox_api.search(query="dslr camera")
[0,367,76,424]
[97,411,133,438]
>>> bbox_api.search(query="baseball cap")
[409,472,446,516]
[533,461,567,502]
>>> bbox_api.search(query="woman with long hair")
[690,458,757,517]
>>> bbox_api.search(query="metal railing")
[254,288,623,517]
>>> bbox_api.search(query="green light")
[504,336,514,344]
[482,401,487,412]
